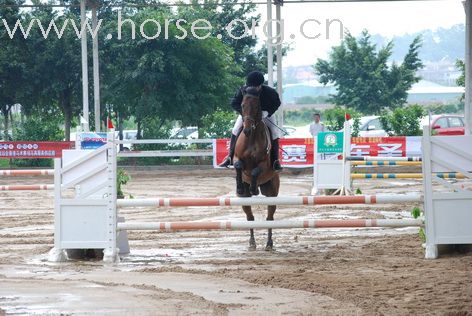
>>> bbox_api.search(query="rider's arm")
[267,88,281,117]
[230,87,244,114]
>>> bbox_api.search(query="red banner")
[214,137,416,168]
[213,138,315,168]
[351,137,407,157]
[0,141,74,159]
[280,138,315,167]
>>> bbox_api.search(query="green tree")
[0,0,28,139]
[101,8,238,136]
[379,104,425,136]
[20,5,83,141]
[314,30,423,114]
[200,109,235,138]
[177,1,289,82]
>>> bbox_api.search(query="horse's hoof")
[265,240,273,251]
[248,244,257,251]
[249,238,256,250]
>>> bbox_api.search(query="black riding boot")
[218,134,237,168]
[271,138,283,172]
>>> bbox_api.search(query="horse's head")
[241,86,262,137]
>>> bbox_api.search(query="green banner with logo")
[317,131,344,153]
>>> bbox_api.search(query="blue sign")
[80,132,107,149]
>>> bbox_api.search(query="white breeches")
[232,111,280,140]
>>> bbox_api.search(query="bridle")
[242,93,261,132]
[243,115,259,130]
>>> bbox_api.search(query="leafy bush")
[10,114,64,168]
[323,107,347,131]
[117,168,131,199]
[200,110,235,138]
[323,106,361,133]
[411,206,425,242]
[13,115,64,141]
[379,105,425,136]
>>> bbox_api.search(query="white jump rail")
[347,156,422,162]
[116,138,213,158]
[0,169,54,176]
[0,169,54,191]
[115,139,213,144]
[117,194,422,208]
[0,184,54,191]
[117,150,212,158]
[118,219,424,231]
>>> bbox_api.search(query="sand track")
[1,168,472,315]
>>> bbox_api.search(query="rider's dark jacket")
[230,85,281,117]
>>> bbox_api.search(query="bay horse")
[233,86,280,250]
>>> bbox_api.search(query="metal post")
[464,0,472,135]
[267,0,273,88]
[80,0,90,132]
[92,5,101,132]
[276,3,283,126]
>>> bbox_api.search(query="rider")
[219,70,283,171]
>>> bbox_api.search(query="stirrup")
[273,160,283,172]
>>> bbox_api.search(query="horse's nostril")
[244,128,251,136]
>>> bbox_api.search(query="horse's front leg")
[234,160,244,196]
[250,166,262,196]
[265,205,276,251]
[243,206,256,250]
[260,180,278,251]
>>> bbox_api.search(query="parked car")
[116,130,138,151]
[420,115,465,135]
[356,116,388,137]
[170,126,198,139]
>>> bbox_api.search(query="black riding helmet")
[246,71,265,86]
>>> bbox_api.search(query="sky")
[254,0,465,66]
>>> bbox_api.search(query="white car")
[170,126,198,139]
[355,116,388,137]
[116,130,138,151]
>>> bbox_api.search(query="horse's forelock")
[244,86,260,98]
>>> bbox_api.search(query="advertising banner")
[0,141,74,159]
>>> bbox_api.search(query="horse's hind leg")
[242,205,256,250]
[260,178,279,251]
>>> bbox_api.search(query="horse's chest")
[245,145,266,159]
